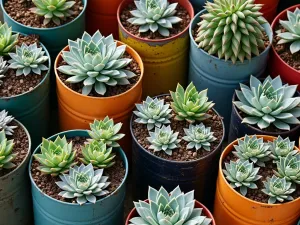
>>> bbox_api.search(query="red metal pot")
[256,0,280,23]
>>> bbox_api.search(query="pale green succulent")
[134,96,172,130]
[0,57,8,85]
[30,0,76,26]
[0,22,18,56]
[34,136,76,176]
[88,116,125,147]
[147,125,180,155]
[269,136,297,162]
[80,140,116,168]
[276,8,300,54]
[128,0,182,37]
[58,31,136,96]
[183,123,217,151]
[56,163,110,205]
[0,110,17,136]
[223,159,262,196]
[8,43,49,76]
[170,82,215,123]
[0,130,16,169]
[234,75,300,130]
[262,175,295,204]
[129,186,212,225]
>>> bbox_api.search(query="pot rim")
[219,135,300,206]
[117,0,194,43]
[28,129,129,206]
[54,40,144,100]
[130,93,225,164]
[189,9,273,64]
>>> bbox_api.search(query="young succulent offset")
[58,31,136,96]
[129,186,212,225]
[0,130,16,169]
[56,163,110,205]
[0,22,18,56]
[0,57,8,85]
[0,110,17,135]
[134,96,172,130]
[234,75,300,130]
[128,0,182,37]
[34,136,76,176]
[170,82,215,123]
[269,136,297,162]
[223,159,262,196]
[183,123,217,151]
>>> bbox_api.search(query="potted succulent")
[229,75,300,143]
[269,5,300,90]
[0,22,51,148]
[54,30,144,158]
[214,134,300,225]
[130,82,225,209]
[29,116,128,225]
[0,110,32,225]
[117,0,194,97]
[188,0,273,134]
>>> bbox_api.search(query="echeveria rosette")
[0,22,18,56]
[0,130,16,169]
[0,110,17,136]
[269,136,297,162]
[134,96,172,130]
[58,31,136,96]
[56,163,110,205]
[129,186,212,225]
[234,75,300,131]
[128,0,182,37]
[0,57,8,85]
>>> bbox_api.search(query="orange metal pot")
[256,0,280,23]
[54,41,144,160]
[214,135,300,225]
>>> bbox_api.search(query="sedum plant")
[129,186,212,225]
[269,136,297,162]
[234,75,300,130]
[0,130,16,169]
[0,22,18,56]
[88,116,125,147]
[223,159,262,196]
[8,43,49,76]
[56,163,110,205]
[262,175,295,204]
[128,0,182,37]
[183,123,217,151]
[80,140,116,168]
[30,0,76,26]
[134,96,172,130]
[58,31,136,96]
[0,57,8,85]
[147,125,180,155]
[170,82,215,123]
[34,136,76,176]
[0,110,17,135]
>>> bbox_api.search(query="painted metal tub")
[188,10,273,136]
[0,119,32,225]
[118,0,194,98]
[29,130,128,225]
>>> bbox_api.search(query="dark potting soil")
[58,52,142,97]
[0,34,48,98]
[120,3,191,39]
[4,0,83,28]
[0,120,29,177]
[31,137,126,203]
[132,95,224,162]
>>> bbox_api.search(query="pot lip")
[0,119,31,180]
[28,129,129,206]
[270,4,300,76]
[189,9,273,64]
[0,0,87,31]
[130,93,225,164]
[54,40,144,100]
[219,135,300,206]
[117,0,194,43]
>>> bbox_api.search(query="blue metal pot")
[29,130,128,225]
[188,10,273,136]
[189,0,211,13]
[0,119,32,225]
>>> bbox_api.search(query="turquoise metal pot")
[29,130,128,225]
[188,10,273,135]
[0,119,32,225]
[189,0,211,13]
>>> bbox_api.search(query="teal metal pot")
[29,130,128,225]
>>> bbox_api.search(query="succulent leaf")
[269,136,297,162]
[0,22,18,56]
[0,130,16,169]
[0,110,17,135]
[0,57,8,85]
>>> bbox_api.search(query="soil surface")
[31,137,126,203]
[120,3,191,39]
[132,95,224,162]
[0,120,29,177]
[4,0,83,28]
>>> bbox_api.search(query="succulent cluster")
[0,22,18,56]
[0,130,17,169]
[269,136,297,162]
[0,57,8,85]
[0,110,17,136]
